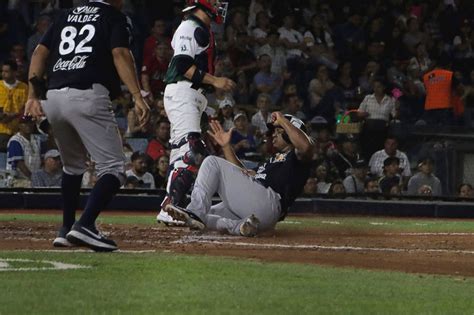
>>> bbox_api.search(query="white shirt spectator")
[278,26,304,58]
[125,169,155,189]
[251,110,272,134]
[369,149,411,177]
[303,30,334,48]
[358,94,397,122]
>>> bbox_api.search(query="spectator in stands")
[304,14,337,70]
[453,19,473,62]
[124,176,140,189]
[251,93,272,138]
[407,157,442,196]
[143,19,169,63]
[253,54,282,105]
[37,117,58,152]
[31,149,62,187]
[358,60,381,95]
[26,15,51,61]
[8,44,27,82]
[141,39,171,101]
[282,94,306,120]
[225,9,250,48]
[336,61,358,110]
[402,17,426,55]
[315,164,331,194]
[409,43,432,74]
[378,156,402,194]
[145,119,170,162]
[458,183,474,199]
[328,180,346,196]
[6,116,41,185]
[251,11,272,54]
[358,78,397,158]
[368,136,411,182]
[364,176,380,194]
[153,154,169,189]
[125,152,155,189]
[82,159,97,188]
[332,135,361,179]
[256,29,287,76]
[0,60,28,152]
[333,9,364,60]
[217,97,235,131]
[421,57,456,125]
[231,112,257,163]
[278,11,307,82]
[387,54,409,89]
[303,177,318,196]
[342,158,368,194]
[306,65,337,125]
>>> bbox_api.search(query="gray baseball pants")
[187,156,281,235]
[43,84,126,183]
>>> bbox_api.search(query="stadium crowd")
[0,0,473,199]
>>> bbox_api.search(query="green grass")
[2,212,474,232]
[1,251,474,315]
[2,212,474,314]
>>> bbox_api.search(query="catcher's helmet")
[266,114,307,144]
[183,0,228,24]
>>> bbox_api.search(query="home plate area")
[1,219,474,277]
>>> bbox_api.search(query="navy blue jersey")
[254,150,311,218]
[40,1,131,99]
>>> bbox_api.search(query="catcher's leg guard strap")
[183,132,209,167]
[168,167,196,207]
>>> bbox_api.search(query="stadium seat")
[126,138,149,153]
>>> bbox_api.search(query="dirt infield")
[2,213,474,277]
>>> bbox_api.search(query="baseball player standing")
[165,112,313,236]
[25,0,150,251]
[157,0,236,224]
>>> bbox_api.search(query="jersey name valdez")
[40,2,131,99]
[255,150,311,216]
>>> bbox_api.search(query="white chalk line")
[174,236,474,255]
[0,258,90,271]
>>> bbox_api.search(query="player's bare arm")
[207,119,244,168]
[112,47,150,127]
[271,112,313,161]
[25,44,49,119]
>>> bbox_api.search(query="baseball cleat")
[66,223,118,252]
[52,226,75,247]
[156,210,186,226]
[164,204,206,230]
[239,214,260,237]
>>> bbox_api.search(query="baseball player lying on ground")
[165,112,313,237]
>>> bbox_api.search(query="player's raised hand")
[213,77,236,93]
[134,97,150,128]
[207,119,232,147]
[270,111,286,127]
[24,98,44,120]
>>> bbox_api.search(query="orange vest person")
[423,69,453,110]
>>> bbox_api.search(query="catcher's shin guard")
[167,167,196,207]
[183,132,209,167]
